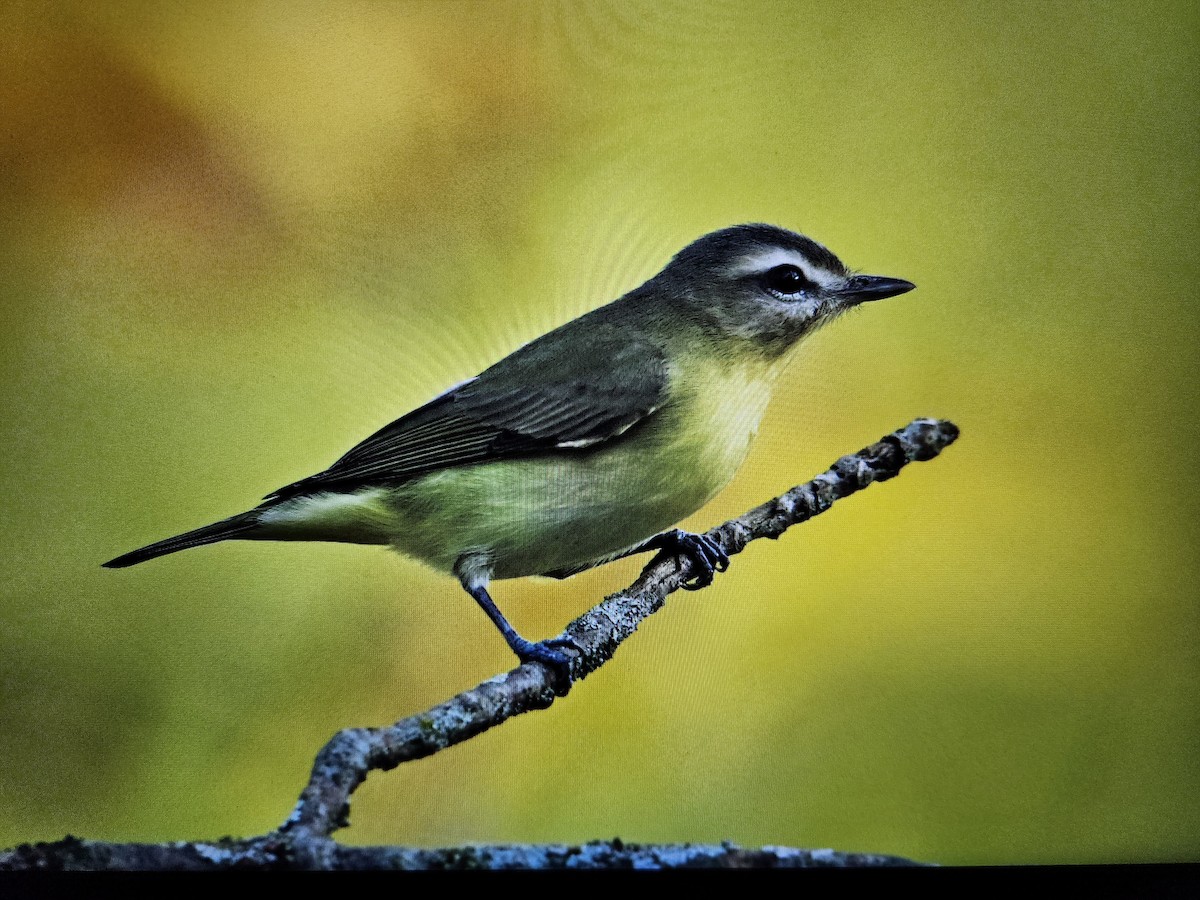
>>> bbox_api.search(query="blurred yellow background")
[1,0,1196,865]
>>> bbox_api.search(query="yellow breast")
[665,352,782,500]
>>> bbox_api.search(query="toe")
[646,529,729,589]
[676,531,728,589]
[693,535,726,571]
[682,556,715,590]
[520,643,568,667]
[702,535,730,572]
[516,640,577,686]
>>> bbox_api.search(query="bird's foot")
[512,635,581,685]
[646,528,730,590]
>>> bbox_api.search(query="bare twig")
[0,417,958,871]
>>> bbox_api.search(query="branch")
[0,836,926,870]
[0,417,958,870]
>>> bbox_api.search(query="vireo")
[105,224,914,675]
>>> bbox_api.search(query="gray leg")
[463,582,578,678]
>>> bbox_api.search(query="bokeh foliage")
[1,1,1196,864]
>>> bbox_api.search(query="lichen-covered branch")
[0,836,925,871]
[0,417,958,871]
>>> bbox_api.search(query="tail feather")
[102,513,259,568]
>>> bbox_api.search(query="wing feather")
[266,323,668,501]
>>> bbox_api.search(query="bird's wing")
[266,325,668,500]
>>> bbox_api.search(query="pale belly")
[387,367,776,580]
[386,434,712,579]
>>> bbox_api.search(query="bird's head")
[655,223,915,356]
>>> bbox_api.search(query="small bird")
[104,224,914,675]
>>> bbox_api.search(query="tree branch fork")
[2,418,958,870]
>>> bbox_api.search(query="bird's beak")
[839,274,916,305]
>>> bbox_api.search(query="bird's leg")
[463,583,578,679]
[628,528,730,590]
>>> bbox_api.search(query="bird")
[104,224,914,677]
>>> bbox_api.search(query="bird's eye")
[763,264,811,298]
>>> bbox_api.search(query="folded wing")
[267,324,668,501]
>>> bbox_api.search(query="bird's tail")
[102,512,260,569]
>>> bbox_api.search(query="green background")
[1,1,1196,864]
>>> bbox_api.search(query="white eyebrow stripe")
[726,248,841,289]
